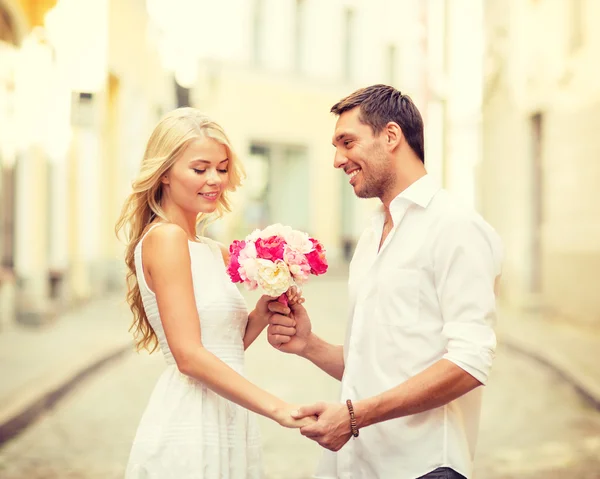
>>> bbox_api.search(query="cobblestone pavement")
[475,345,600,479]
[1,276,599,478]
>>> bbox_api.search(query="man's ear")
[385,121,402,150]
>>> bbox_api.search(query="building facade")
[0,0,174,328]
[170,0,484,260]
[481,0,600,326]
[0,0,486,328]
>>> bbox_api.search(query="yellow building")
[481,0,600,326]
[0,0,174,328]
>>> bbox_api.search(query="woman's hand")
[273,403,317,428]
[285,285,305,307]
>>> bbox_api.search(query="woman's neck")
[158,202,198,240]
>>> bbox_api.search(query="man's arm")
[301,334,345,381]
[293,359,480,451]
[354,359,480,427]
[267,302,345,381]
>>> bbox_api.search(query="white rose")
[239,256,260,283]
[240,241,257,259]
[259,223,292,239]
[256,259,293,297]
[283,229,313,254]
[246,229,262,242]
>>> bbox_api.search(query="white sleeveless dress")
[125,225,263,478]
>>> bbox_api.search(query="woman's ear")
[161,173,170,185]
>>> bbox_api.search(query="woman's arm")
[243,306,269,350]
[144,224,309,428]
[214,241,276,350]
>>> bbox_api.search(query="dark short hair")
[331,84,425,163]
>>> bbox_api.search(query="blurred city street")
[1,0,600,477]
[1,275,600,479]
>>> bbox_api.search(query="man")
[267,85,503,479]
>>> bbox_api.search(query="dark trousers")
[417,467,466,479]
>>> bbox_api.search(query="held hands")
[273,403,317,429]
[292,402,353,452]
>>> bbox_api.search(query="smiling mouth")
[199,192,219,199]
[347,168,361,185]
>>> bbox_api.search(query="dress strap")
[198,236,227,264]
[136,223,168,297]
[138,223,167,248]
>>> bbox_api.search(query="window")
[175,79,190,108]
[252,0,265,66]
[530,113,544,293]
[1,166,15,269]
[293,0,306,73]
[343,7,354,81]
[569,0,584,52]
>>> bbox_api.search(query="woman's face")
[162,137,231,215]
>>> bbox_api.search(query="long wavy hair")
[115,108,245,353]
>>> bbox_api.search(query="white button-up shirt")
[314,175,503,479]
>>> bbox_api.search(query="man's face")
[332,108,394,200]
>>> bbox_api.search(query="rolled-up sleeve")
[434,216,503,385]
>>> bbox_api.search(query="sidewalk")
[0,293,133,444]
[497,305,600,410]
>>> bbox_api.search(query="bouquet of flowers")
[226,224,328,305]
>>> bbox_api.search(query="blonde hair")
[115,108,244,353]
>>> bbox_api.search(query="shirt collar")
[371,174,440,231]
[393,173,439,209]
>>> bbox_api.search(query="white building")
[481,0,600,326]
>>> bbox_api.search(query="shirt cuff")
[443,349,494,385]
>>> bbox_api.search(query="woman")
[115,108,309,478]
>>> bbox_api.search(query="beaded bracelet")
[346,399,359,437]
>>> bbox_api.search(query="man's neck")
[380,169,427,209]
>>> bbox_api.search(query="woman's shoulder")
[141,223,190,258]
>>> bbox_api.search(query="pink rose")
[255,235,286,262]
[227,240,246,283]
[284,246,311,283]
[306,238,328,275]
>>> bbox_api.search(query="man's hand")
[253,286,303,324]
[267,301,312,355]
[292,402,353,452]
